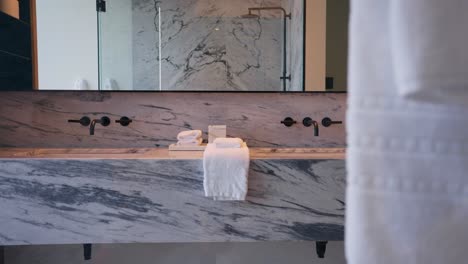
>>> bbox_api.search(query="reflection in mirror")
[326,0,349,91]
[0,0,100,90]
[304,0,348,92]
[99,0,304,91]
[0,0,348,92]
[0,0,34,90]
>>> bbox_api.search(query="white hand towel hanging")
[203,142,250,201]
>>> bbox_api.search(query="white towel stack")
[176,130,203,146]
[203,138,250,201]
[214,137,243,148]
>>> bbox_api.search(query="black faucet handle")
[281,117,297,127]
[116,116,132,126]
[68,116,91,126]
[321,117,343,127]
[100,116,111,126]
[302,117,314,127]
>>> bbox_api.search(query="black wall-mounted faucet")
[90,116,110,135]
[303,117,319,136]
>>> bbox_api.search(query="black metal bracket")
[0,246,4,264]
[83,244,92,261]
[316,241,328,258]
[96,0,106,12]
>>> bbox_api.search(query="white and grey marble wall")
[0,92,346,148]
[0,158,345,245]
[131,0,302,91]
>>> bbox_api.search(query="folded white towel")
[213,137,243,148]
[73,79,90,90]
[176,138,203,146]
[103,78,119,90]
[203,143,250,201]
[177,130,202,141]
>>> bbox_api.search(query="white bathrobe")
[347,1,468,263]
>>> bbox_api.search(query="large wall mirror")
[0,0,348,92]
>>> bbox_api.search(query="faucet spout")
[312,120,319,136]
[89,116,111,135]
[302,117,319,136]
[90,119,98,135]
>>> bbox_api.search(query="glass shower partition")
[98,0,162,90]
[98,0,304,91]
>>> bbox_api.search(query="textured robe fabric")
[346,1,468,263]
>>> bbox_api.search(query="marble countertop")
[0,147,345,160]
[0,147,346,244]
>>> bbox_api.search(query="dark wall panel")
[0,10,32,90]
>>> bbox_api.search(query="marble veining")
[0,92,346,148]
[132,0,302,91]
[0,157,345,245]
